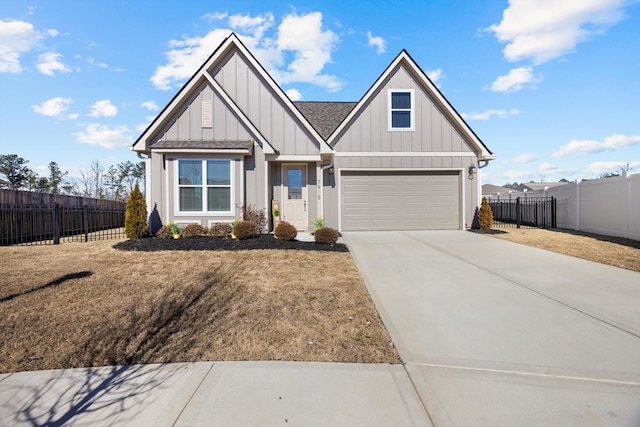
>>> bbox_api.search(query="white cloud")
[36,52,71,76]
[285,88,302,101]
[150,11,342,92]
[88,99,118,117]
[514,153,536,163]
[503,170,528,180]
[553,134,640,157]
[275,12,341,91]
[585,161,640,176]
[491,66,542,93]
[74,123,132,149]
[32,97,74,118]
[462,109,520,120]
[202,12,228,22]
[487,0,626,64]
[427,69,443,84]
[367,31,386,54]
[141,101,158,111]
[150,28,232,90]
[538,162,557,171]
[0,19,42,72]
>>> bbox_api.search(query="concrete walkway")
[344,230,640,427]
[0,362,431,426]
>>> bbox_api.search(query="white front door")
[283,164,307,230]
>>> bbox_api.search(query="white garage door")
[341,171,461,231]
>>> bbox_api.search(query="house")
[132,33,494,233]
[515,182,567,193]
[482,184,523,199]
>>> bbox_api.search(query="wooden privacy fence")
[0,203,126,245]
[488,197,556,229]
[0,189,124,207]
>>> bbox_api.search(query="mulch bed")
[114,234,349,252]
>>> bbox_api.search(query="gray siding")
[158,83,252,142]
[333,66,473,154]
[213,51,320,155]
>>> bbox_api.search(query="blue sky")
[1,0,639,185]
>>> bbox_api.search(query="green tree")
[47,161,68,194]
[124,182,148,239]
[0,154,35,189]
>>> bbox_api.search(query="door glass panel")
[287,168,302,200]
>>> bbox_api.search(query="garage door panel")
[341,171,460,231]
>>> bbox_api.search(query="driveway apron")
[343,230,640,427]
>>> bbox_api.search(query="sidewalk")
[0,361,432,426]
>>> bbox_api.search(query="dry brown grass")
[482,227,640,272]
[0,240,400,373]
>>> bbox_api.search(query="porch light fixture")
[468,163,477,180]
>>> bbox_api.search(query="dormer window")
[388,89,414,131]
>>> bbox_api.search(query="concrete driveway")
[343,230,640,427]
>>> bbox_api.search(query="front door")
[283,164,307,230]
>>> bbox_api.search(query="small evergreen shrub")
[124,182,148,240]
[234,220,259,240]
[181,223,207,238]
[274,222,297,241]
[314,227,339,246]
[210,222,233,238]
[238,203,267,233]
[477,196,494,230]
[156,225,173,239]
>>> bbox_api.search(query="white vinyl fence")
[540,173,640,240]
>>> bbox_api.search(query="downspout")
[136,151,152,232]
[319,155,335,219]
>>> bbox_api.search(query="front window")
[389,89,414,131]
[178,159,232,213]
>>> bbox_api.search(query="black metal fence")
[488,197,556,229]
[0,203,126,245]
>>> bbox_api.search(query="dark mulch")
[468,229,507,235]
[114,234,349,252]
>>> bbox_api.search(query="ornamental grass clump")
[233,220,259,240]
[181,224,207,238]
[124,182,148,240]
[275,222,297,241]
[314,227,339,246]
[477,196,494,230]
[210,222,232,238]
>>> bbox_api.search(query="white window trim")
[388,89,415,131]
[174,158,235,216]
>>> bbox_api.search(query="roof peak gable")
[133,33,332,154]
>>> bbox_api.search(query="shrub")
[156,225,173,239]
[234,220,259,240]
[314,227,339,246]
[124,182,148,240]
[477,196,494,230]
[210,222,232,238]
[310,216,325,231]
[181,223,207,238]
[238,203,267,233]
[274,221,297,241]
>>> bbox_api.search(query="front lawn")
[0,238,400,373]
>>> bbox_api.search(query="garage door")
[341,171,460,231]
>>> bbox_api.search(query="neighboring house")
[482,184,523,199]
[132,33,494,232]
[515,182,566,193]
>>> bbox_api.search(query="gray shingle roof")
[294,101,357,140]
[151,140,253,151]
